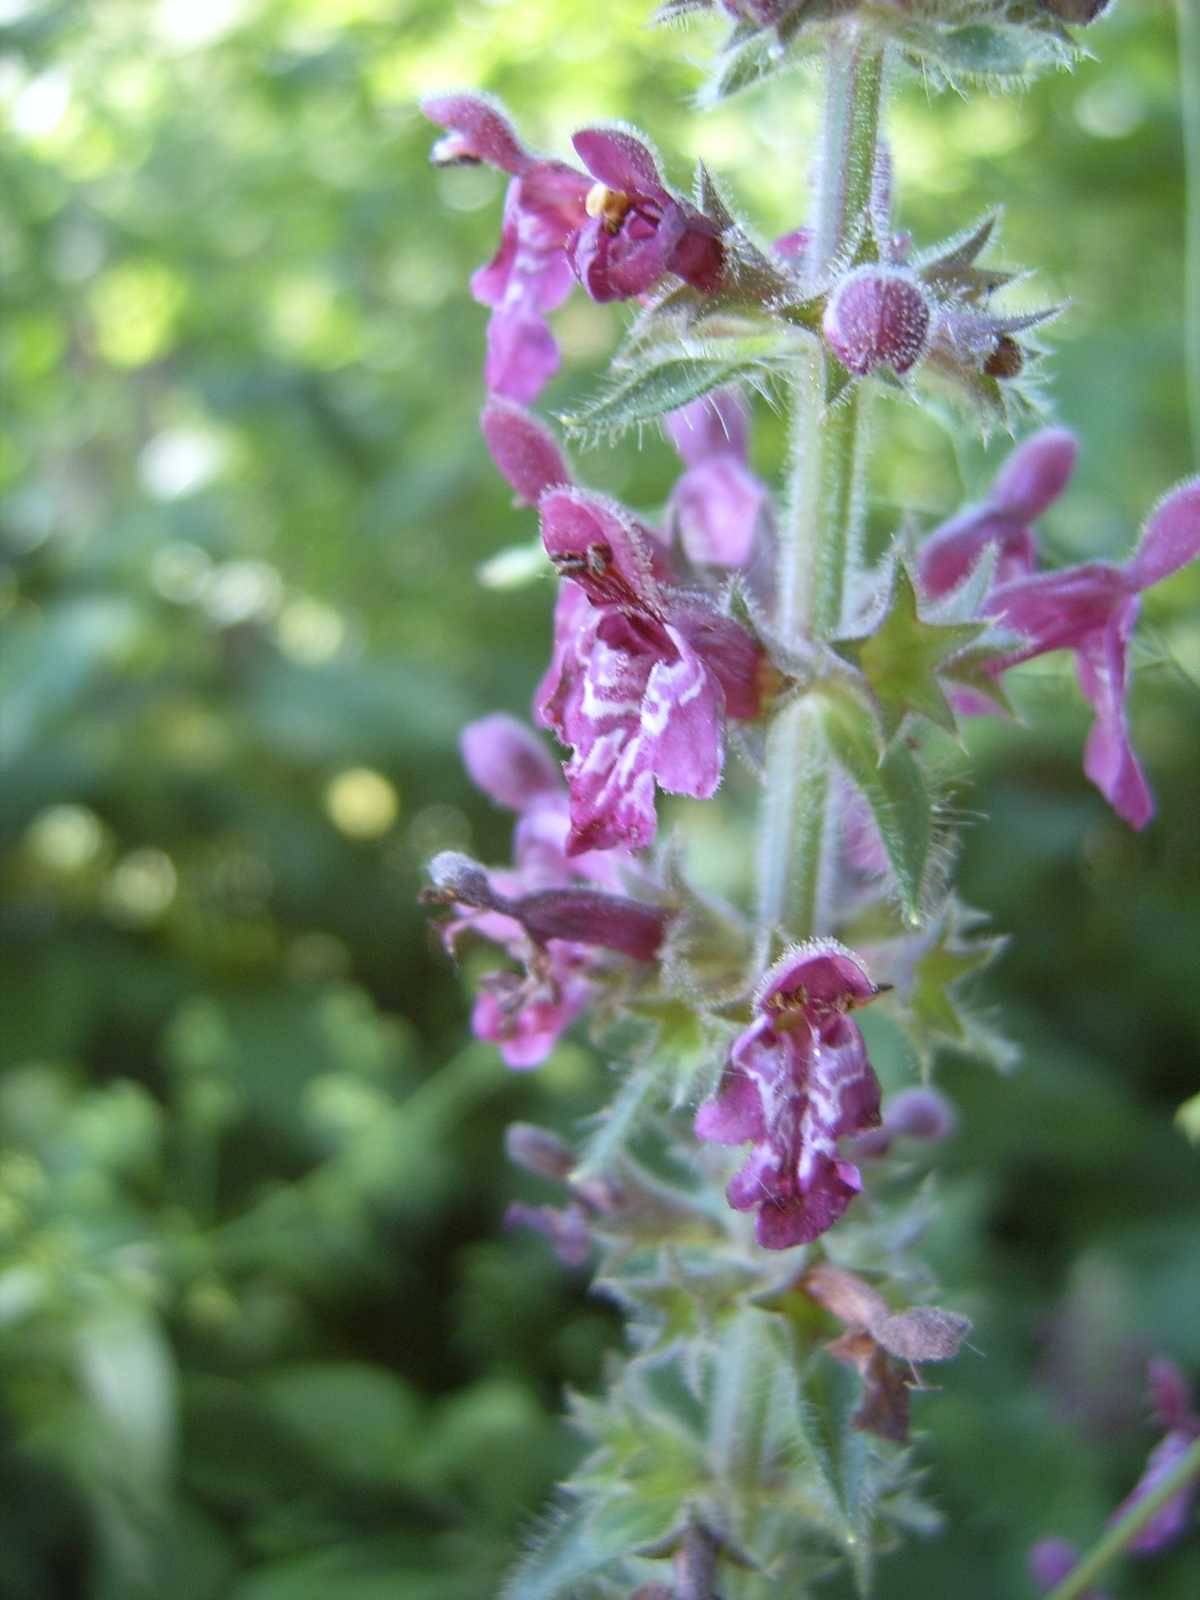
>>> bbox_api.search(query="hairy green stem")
[757,29,882,945]
[1181,0,1200,463]
[1045,1433,1200,1600]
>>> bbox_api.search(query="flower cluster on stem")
[420,4,1198,1593]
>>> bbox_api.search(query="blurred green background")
[1,1,1197,1596]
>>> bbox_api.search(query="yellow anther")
[585,182,632,234]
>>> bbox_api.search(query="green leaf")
[258,1362,422,1489]
[574,1059,670,1179]
[842,564,987,742]
[500,1501,643,1600]
[896,19,1073,84]
[819,687,932,924]
[557,341,782,440]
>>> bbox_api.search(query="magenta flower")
[536,487,764,855]
[694,943,885,1248]
[423,93,590,403]
[1110,1358,1200,1555]
[427,714,664,1067]
[919,427,1079,599]
[569,127,723,304]
[984,479,1200,829]
[665,389,770,570]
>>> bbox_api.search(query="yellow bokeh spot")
[104,849,178,925]
[88,260,186,367]
[325,768,399,839]
[25,804,107,873]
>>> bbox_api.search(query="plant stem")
[756,28,882,945]
[1180,0,1200,464]
[1045,1433,1200,1600]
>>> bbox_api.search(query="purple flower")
[984,479,1200,829]
[919,428,1079,599]
[426,715,665,1067]
[569,127,723,304]
[665,389,770,570]
[1110,1358,1200,1556]
[423,93,590,403]
[822,266,932,378]
[920,453,1200,830]
[1029,1538,1110,1599]
[536,487,764,855]
[694,943,886,1248]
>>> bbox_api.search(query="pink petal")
[665,389,749,467]
[992,427,1078,520]
[461,714,561,813]
[1075,597,1154,829]
[669,602,763,720]
[540,488,663,614]
[481,399,571,503]
[695,1064,767,1145]
[572,126,664,196]
[421,92,530,175]
[988,562,1132,663]
[1129,477,1200,590]
[645,636,724,799]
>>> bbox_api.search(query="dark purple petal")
[757,940,881,1016]
[669,602,763,720]
[422,91,530,175]
[462,714,561,813]
[509,886,667,960]
[667,222,724,295]
[572,210,679,303]
[481,399,572,503]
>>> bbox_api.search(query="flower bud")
[504,1121,576,1181]
[1038,0,1113,24]
[426,850,495,908]
[822,267,931,378]
[883,1086,958,1143]
[505,1200,592,1267]
[511,886,668,960]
